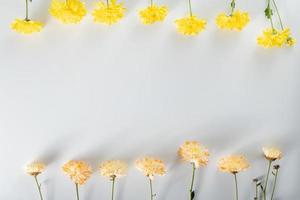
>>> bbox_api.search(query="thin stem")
[34,175,44,200]
[75,183,80,200]
[25,0,29,21]
[270,168,279,200]
[271,0,284,30]
[230,0,236,15]
[233,173,238,200]
[150,0,153,7]
[111,177,116,200]
[149,178,154,200]
[188,0,193,17]
[266,0,275,30]
[254,183,258,200]
[189,163,196,200]
[263,160,272,200]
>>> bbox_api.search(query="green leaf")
[264,7,273,19]
[230,1,236,10]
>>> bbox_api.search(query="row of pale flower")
[11,0,296,48]
[26,141,282,200]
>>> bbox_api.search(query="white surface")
[0,0,299,199]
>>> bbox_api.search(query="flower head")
[26,162,46,176]
[218,155,250,174]
[178,141,209,168]
[263,147,282,161]
[92,0,126,25]
[11,19,43,34]
[139,4,168,25]
[62,160,92,185]
[216,10,250,31]
[49,0,87,24]
[257,28,295,48]
[135,157,166,179]
[175,16,206,36]
[99,160,127,179]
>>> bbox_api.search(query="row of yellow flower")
[26,141,282,200]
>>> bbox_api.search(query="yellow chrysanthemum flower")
[135,157,166,179]
[216,10,250,31]
[178,141,209,168]
[139,4,168,25]
[263,147,282,161]
[175,16,206,36]
[257,28,295,48]
[62,160,92,185]
[92,0,126,25]
[218,155,250,174]
[26,162,46,176]
[98,160,127,179]
[11,19,43,34]
[49,0,87,24]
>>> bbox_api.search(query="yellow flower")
[139,4,168,25]
[135,157,166,179]
[263,147,282,161]
[218,155,250,173]
[92,0,126,25]
[257,28,295,48]
[62,160,92,185]
[26,162,46,176]
[49,0,87,24]
[175,15,206,36]
[98,160,127,179]
[11,19,43,34]
[178,141,209,168]
[215,10,250,31]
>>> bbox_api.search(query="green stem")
[111,177,116,200]
[230,0,236,15]
[270,168,279,200]
[75,183,80,200]
[188,0,193,17]
[263,160,272,200]
[189,163,196,200]
[25,0,29,21]
[150,0,153,7]
[149,178,154,200]
[233,173,238,200]
[266,0,275,31]
[254,183,258,200]
[271,0,284,30]
[34,175,44,200]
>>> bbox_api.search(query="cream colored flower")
[218,155,250,173]
[178,141,209,168]
[263,147,282,161]
[26,162,46,176]
[99,160,127,179]
[135,157,166,179]
[62,160,92,185]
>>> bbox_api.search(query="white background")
[0,0,299,199]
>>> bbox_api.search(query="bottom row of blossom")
[26,141,282,200]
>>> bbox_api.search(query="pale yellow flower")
[175,15,206,36]
[135,157,166,179]
[11,19,43,34]
[62,160,92,185]
[26,162,46,176]
[215,10,250,31]
[218,155,250,173]
[92,0,126,25]
[178,141,209,168]
[49,0,87,24]
[99,160,127,179]
[139,4,168,25]
[257,28,295,48]
[263,147,282,161]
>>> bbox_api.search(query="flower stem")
[254,183,258,200]
[25,0,29,21]
[233,173,238,200]
[189,163,196,200]
[34,175,44,200]
[150,0,153,7]
[188,0,193,17]
[75,183,80,200]
[271,0,284,30]
[266,0,275,31]
[106,0,109,8]
[263,160,272,200]
[230,0,235,15]
[270,167,279,200]
[149,178,154,200]
[111,177,116,200]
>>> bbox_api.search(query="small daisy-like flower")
[62,160,92,185]
[178,141,209,168]
[257,28,295,48]
[49,0,87,24]
[92,0,126,25]
[139,4,168,25]
[263,147,282,161]
[216,10,250,31]
[218,155,250,174]
[99,160,127,179]
[26,162,46,176]
[135,157,166,179]
[11,19,43,34]
[175,16,206,36]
